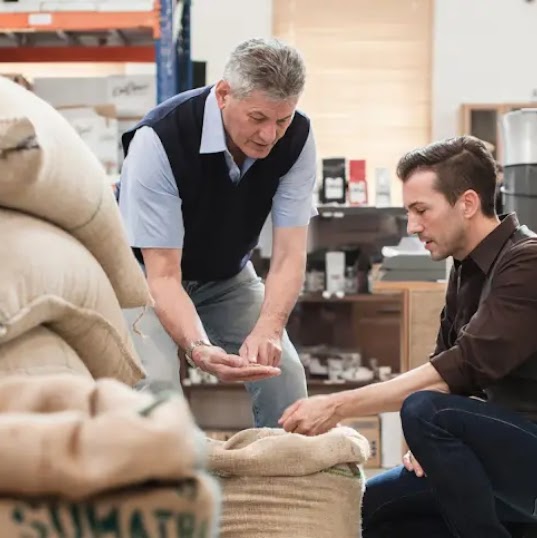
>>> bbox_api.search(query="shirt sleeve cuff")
[430,346,471,394]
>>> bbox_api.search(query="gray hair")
[222,38,306,101]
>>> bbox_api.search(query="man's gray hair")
[223,38,306,101]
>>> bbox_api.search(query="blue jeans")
[123,262,307,427]
[363,391,537,537]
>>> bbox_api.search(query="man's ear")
[461,189,480,219]
[215,80,231,110]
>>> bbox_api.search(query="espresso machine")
[501,108,537,231]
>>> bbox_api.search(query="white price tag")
[28,13,53,26]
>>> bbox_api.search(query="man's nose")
[258,123,277,144]
[406,215,423,235]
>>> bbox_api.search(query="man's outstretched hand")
[191,345,281,382]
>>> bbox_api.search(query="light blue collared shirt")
[119,87,318,250]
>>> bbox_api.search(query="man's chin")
[430,251,448,262]
[244,145,272,159]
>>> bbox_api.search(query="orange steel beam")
[0,8,160,38]
[0,46,156,62]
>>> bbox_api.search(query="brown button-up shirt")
[431,214,537,400]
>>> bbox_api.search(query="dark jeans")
[363,391,537,537]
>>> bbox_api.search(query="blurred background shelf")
[183,379,378,392]
[317,205,406,219]
[0,2,161,63]
[0,0,191,103]
[0,7,160,36]
[298,292,401,303]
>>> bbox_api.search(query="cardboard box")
[380,411,404,468]
[0,0,154,12]
[0,1,42,12]
[59,105,119,175]
[34,75,156,118]
[117,116,143,168]
[40,1,96,10]
[105,75,156,118]
[340,416,380,468]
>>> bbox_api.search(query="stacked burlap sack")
[0,374,219,537]
[0,76,220,537]
[0,74,150,383]
[207,427,370,538]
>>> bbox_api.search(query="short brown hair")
[396,136,498,217]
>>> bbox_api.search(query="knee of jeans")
[279,337,304,371]
[400,391,442,433]
[361,481,378,526]
[361,473,396,530]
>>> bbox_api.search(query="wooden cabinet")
[287,292,403,373]
[372,281,446,371]
[459,102,537,163]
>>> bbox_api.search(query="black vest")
[480,224,537,419]
[122,86,310,281]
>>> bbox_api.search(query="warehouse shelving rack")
[0,0,192,102]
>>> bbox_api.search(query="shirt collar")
[199,86,227,154]
[467,213,519,274]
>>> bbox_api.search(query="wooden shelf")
[0,1,161,61]
[0,6,160,36]
[298,292,402,304]
[317,205,406,218]
[183,380,376,391]
[0,45,156,63]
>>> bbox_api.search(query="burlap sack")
[0,473,219,538]
[0,76,150,309]
[0,326,91,378]
[0,208,145,385]
[0,375,205,500]
[207,427,369,538]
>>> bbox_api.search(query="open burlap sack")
[207,427,369,538]
[0,326,91,379]
[0,208,145,386]
[0,472,220,538]
[0,375,205,500]
[0,76,150,309]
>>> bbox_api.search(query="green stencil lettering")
[129,510,150,538]
[154,510,173,538]
[49,504,66,538]
[196,520,209,538]
[176,513,195,538]
[29,520,49,538]
[86,504,120,536]
[48,503,84,538]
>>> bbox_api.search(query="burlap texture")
[0,473,219,538]
[0,77,150,309]
[0,326,92,378]
[0,375,204,500]
[0,208,145,385]
[207,426,370,475]
[207,427,369,538]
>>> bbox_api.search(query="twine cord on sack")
[137,391,175,417]
[0,135,39,158]
[322,465,362,480]
[132,305,150,337]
